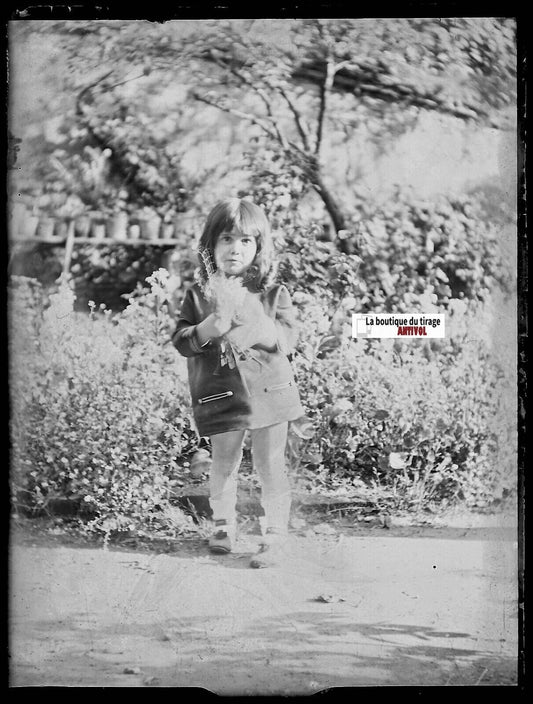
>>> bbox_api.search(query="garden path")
[9,516,519,691]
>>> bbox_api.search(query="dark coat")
[172,283,304,437]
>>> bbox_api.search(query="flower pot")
[128,223,140,240]
[91,222,106,240]
[161,222,175,240]
[107,212,129,241]
[21,213,40,239]
[55,219,69,240]
[75,214,92,237]
[173,215,193,246]
[139,215,162,241]
[90,212,107,240]
[36,216,56,240]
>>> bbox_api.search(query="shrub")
[289,292,517,510]
[272,189,513,321]
[10,271,199,539]
[28,97,190,216]
[353,188,513,310]
[266,190,516,510]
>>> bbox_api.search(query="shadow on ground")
[12,609,517,690]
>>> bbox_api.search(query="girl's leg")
[209,429,246,536]
[250,422,291,536]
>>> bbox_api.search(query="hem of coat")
[200,406,305,437]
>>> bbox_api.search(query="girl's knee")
[252,447,286,473]
[211,468,236,483]
[211,432,245,463]
[210,450,243,479]
[254,459,289,486]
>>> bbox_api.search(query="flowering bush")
[289,293,516,510]
[10,271,198,539]
[264,195,516,510]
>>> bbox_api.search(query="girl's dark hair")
[197,198,276,290]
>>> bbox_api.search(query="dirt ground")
[9,511,519,692]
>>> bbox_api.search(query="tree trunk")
[291,147,357,254]
[312,171,359,255]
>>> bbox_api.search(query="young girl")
[172,198,304,568]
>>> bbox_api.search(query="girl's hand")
[232,293,264,326]
[195,313,232,345]
[227,315,278,352]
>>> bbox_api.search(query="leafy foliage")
[74,100,189,216]
[68,244,170,311]
[268,197,516,510]
[270,186,512,316]
[24,97,189,218]
[353,189,513,310]
[289,313,516,510]
[10,273,198,539]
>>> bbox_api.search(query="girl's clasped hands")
[202,275,277,352]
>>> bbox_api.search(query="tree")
[10,18,516,251]
[176,18,516,252]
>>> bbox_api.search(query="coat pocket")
[198,391,234,404]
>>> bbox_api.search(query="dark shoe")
[249,529,288,569]
[208,520,235,554]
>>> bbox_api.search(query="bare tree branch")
[75,69,115,115]
[193,45,498,125]
[190,91,278,141]
[277,85,312,151]
[334,60,351,74]
[195,48,291,150]
[293,61,489,122]
[222,62,290,150]
[315,57,336,156]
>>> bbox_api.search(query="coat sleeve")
[274,285,300,355]
[171,287,212,357]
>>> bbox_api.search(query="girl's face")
[214,229,257,276]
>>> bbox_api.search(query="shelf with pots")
[10,199,184,247]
